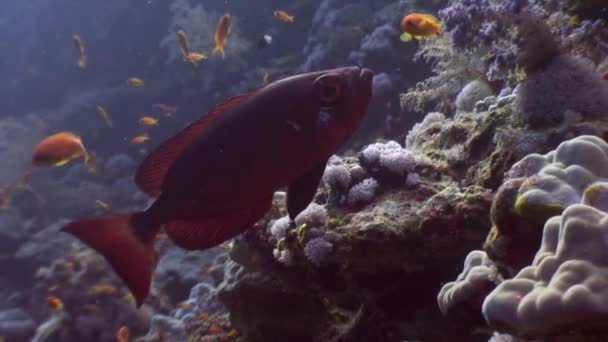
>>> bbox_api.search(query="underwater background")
[1,0,608,341]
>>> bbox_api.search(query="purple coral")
[303,237,333,266]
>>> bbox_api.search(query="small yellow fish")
[72,34,86,69]
[176,302,192,310]
[213,14,231,59]
[127,78,144,87]
[198,312,209,320]
[400,13,442,42]
[139,116,159,126]
[226,329,239,338]
[262,73,270,85]
[130,134,149,145]
[274,10,295,22]
[46,296,64,311]
[96,105,113,127]
[95,200,111,210]
[185,52,208,66]
[116,326,130,342]
[91,284,118,295]
[177,30,191,59]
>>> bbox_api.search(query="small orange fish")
[400,13,441,42]
[213,14,231,59]
[92,284,118,295]
[32,132,91,168]
[95,200,111,210]
[46,296,64,311]
[176,302,192,310]
[127,78,144,87]
[185,52,208,66]
[0,189,11,209]
[72,34,86,69]
[198,312,209,320]
[139,116,159,126]
[130,134,149,145]
[116,326,129,342]
[96,105,113,127]
[208,325,222,334]
[177,30,191,59]
[226,329,239,338]
[274,10,295,23]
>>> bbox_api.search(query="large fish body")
[63,66,373,306]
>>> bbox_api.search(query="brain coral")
[482,187,608,337]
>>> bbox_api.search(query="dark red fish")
[62,66,373,306]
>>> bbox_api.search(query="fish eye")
[314,74,343,105]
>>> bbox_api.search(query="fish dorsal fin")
[135,89,260,197]
[420,14,440,25]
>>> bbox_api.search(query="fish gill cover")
[0,0,607,341]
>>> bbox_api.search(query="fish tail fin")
[62,212,160,307]
[212,45,225,59]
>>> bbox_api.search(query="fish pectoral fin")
[287,160,327,220]
[165,195,273,250]
[400,32,413,42]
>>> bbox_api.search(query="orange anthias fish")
[127,78,145,87]
[95,200,111,210]
[61,67,374,307]
[116,326,129,342]
[400,13,442,42]
[46,296,64,311]
[91,284,118,295]
[274,10,295,23]
[139,116,159,126]
[131,134,150,145]
[32,132,92,168]
[212,14,231,59]
[185,52,208,66]
[177,30,191,59]
[72,34,86,69]
[0,189,11,209]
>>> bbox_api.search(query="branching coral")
[400,37,487,114]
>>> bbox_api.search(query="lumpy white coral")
[482,184,608,337]
[438,250,502,316]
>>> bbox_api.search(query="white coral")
[438,250,502,316]
[482,193,608,337]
